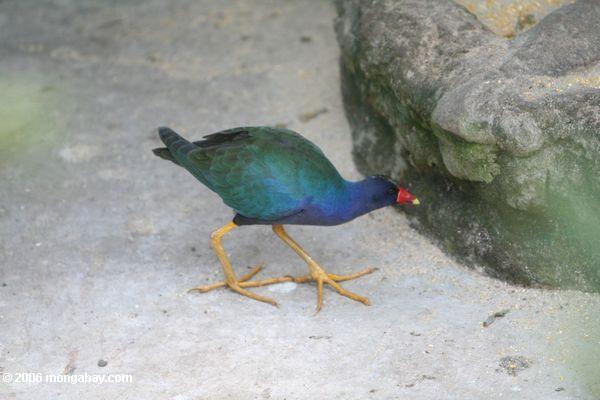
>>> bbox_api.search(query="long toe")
[324,277,372,306]
[188,264,265,293]
[308,265,374,312]
[228,283,279,307]
[327,267,377,282]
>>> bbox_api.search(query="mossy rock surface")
[335,0,600,291]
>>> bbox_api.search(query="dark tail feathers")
[152,147,178,164]
[152,127,195,166]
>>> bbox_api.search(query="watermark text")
[2,372,132,385]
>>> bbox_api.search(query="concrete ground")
[0,1,598,399]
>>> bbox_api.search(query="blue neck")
[338,178,396,221]
[266,176,397,226]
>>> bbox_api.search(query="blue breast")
[233,179,391,226]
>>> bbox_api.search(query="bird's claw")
[308,266,375,313]
[188,264,265,293]
[188,264,279,307]
[188,257,376,312]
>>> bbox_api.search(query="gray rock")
[336,0,600,291]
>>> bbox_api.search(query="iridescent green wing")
[185,126,343,220]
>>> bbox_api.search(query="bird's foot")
[303,265,376,313]
[238,266,376,313]
[188,264,279,307]
[188,263,376,312]
[238,265,375,284]
[220,263,377,313]
[290,267,377,286]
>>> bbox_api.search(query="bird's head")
[368,175,420,207]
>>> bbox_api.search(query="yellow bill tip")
[412,198,420,205]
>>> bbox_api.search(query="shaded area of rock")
[336,0,600,291]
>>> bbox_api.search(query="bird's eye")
[387,188,396,195]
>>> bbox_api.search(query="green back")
[179,126,344,220]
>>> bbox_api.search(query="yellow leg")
[188,221,279,307]
[271,224,374,313]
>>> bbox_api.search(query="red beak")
[397,187,420,205]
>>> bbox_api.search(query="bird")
[153,126,419,312]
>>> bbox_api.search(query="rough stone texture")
[454,0,575,38]
[336,0,600,291]
[1,1,599,399]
